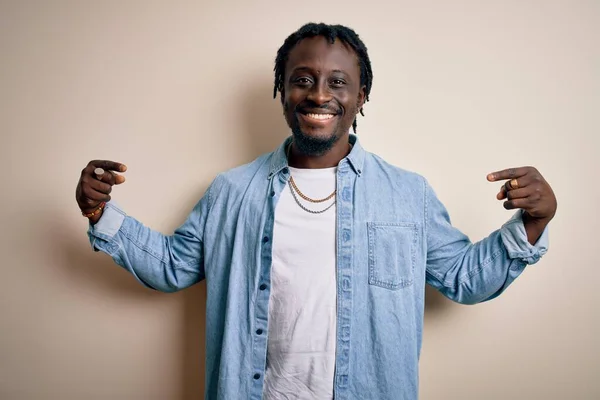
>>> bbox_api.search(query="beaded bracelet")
[82,201,106,218]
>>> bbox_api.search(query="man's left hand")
[487,166,557,244]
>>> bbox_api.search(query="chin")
[291,126,340,156]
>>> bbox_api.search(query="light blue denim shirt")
[88,134,548,400]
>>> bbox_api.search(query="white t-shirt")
[263,166,337,400]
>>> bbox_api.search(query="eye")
[331,79,346,87]
[293,77,312,85]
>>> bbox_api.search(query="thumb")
[113,172,126,185]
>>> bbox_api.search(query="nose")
[306,80,332,105]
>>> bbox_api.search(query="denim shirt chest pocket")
[367,222,418,290]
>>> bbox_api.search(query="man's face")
[282,36,366,156]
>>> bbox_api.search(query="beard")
[290,121,341,156]
[284,100,345,156]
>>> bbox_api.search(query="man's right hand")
[76,160,127,224]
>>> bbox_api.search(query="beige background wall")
[1,0,598,399]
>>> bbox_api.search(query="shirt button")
[256,329,263,335]
[262,236,269,243]
[342,277,351,291]
[282,167,289,174]
[270,190,275,197]
[253,373,261,380]
[259,284,267,291]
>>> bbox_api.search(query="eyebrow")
[290,66,349,75]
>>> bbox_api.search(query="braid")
[273,23,373,133]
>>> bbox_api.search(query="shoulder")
[209,152,273,194]
[363,151,427,189]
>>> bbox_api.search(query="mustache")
[295,101,342,115]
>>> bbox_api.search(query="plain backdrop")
[1,0,598,399]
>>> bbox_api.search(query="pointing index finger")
[487,167,528,182]
[90,160,127,172]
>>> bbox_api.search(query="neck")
[288,134,352,169]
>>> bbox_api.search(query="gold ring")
[509,178,519,189]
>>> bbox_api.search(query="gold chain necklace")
[286,142,337,203]
[288,180,336,214]
[289,177,336,203]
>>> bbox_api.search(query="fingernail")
[487,174,494,181]
[120,165,127,172]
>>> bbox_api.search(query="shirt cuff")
[87,201,126,250]
[500,210,549,264]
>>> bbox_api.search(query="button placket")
[250,175,282,399]
[334,163,355,398]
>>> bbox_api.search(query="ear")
[356,85,366,111]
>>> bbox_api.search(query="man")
[76,23,556,400]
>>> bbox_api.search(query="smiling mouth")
[298,111,339,124]
[305,113,335,120]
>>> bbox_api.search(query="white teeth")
[307,113,334,120]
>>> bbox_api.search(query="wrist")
[82,201,106,224]
[522,211,552,227]
[87,211,103,225]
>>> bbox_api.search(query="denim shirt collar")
[268,133,366,179]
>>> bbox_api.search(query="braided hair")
[273,23,373,133]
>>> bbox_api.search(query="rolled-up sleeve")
[424,179,549,305]
[500,210,549,265]
[85,176,219,292]
[87,201,127,252]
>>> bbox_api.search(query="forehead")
[285,36,360,77]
